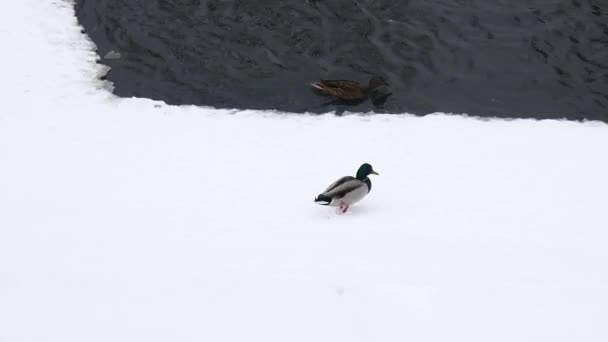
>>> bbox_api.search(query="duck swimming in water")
[310,76,388,101]
[314,163,379,213]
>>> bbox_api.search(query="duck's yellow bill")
[372,170,379,175]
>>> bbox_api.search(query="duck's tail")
[314,194,332,205]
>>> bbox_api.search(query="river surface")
[75,0,607,120]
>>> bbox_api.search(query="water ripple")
[76,0,607,120]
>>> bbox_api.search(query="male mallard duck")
[314,163,379,213]
[310,76,388,101]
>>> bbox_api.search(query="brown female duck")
[310,76,388,101]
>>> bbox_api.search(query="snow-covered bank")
[1,1,607,342]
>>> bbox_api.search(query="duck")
[314,163,379,213]
[310,76,388,101]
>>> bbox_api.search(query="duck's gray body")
[314,176,372,207]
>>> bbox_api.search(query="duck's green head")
[356,163,379,180]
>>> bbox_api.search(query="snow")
[1,1,608,341]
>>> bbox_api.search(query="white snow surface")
[1,1,608,341]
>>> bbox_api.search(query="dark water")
[76,0,607,120]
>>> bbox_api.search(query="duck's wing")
[314,80,361,88]
[323,176,356,193]
[310,80,365,99]
[321,177,366,199]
